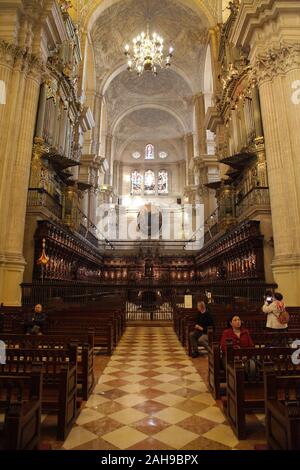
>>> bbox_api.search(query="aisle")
[61,327,265,450]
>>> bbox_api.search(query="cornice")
[231,1,300,54]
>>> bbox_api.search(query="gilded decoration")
[30,137,50,188]
[45,78,58,103]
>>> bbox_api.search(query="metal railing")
[21,280,277,307]
[235,187,270,218]
[204,207,220,243]
[76,208,100,248]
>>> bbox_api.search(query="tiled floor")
[44,326,266,450]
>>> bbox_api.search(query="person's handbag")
[244,357,261,381]
[31,324,41,334]
[278,309,290,324]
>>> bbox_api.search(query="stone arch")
[83,0,217,33]
[101,61,196,96]
[112,104,188,137]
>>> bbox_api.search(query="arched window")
[145,143,154,160]
[144,170,155,194]
[131,170,143,195]
[158,170,168,194]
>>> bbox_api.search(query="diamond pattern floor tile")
[42,326,267,450]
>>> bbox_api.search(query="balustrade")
[27,188,62,219]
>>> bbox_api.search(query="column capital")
[0,39,28,67]
[252,42,300,85]
[184,132,194,141]
[193,92,204,102]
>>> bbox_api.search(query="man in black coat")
[189,301,214,358]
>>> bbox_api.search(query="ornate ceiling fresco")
[91,0,209,89]
[114,108,185,163]
[106,68,193,132]
[71,0,221,30]
[74,0,220,165]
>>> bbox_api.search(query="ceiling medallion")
[124,24,174,77]
[159,151,168,159]
[132,152,141,159]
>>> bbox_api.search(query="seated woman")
[220,314,254,369]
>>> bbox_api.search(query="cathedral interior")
[0,0,300,453]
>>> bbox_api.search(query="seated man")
[24,304,47,335]
[189,301,214,358]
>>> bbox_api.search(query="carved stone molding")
[26,54,44,81]
[0,40,23,67]
[0,39,44,79]
[253,42,300,85]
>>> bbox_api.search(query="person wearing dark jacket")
[24,304,47,334]
[189,301,214,357]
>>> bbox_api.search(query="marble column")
[93,92,103,155]
[254,44,300,304]
[184,133,194,186]
[81,190,89,227]
[194,93,207,156]
[208,27,221,97]
[105,133,113,185]
[0,53,42,305]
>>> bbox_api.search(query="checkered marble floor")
[56,326,266,450]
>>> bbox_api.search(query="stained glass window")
[158,170,168,194]
[145,143,154,160]
[144,170,155,194]
[131,170,143,195]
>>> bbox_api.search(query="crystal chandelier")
[124,25,174,76]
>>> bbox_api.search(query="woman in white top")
[262,292,288,330]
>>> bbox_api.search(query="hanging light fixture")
[124,23,174,76]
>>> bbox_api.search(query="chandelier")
[124,25,174,76]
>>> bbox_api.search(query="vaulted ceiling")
[86,0,217,164]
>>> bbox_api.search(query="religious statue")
[59,0,72,14]
[144,258,154,278]
[227,0,240,15]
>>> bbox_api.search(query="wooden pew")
[1,333,95,401]
[0,346,78,440]
[0,367,42,449]
[45,320,114,354]
[264,367,300,450]
[225,345,300,439]
[47,304,126,342]
[1,305,126,351]
[208,330,300,399]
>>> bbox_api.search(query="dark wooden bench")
[0,367,42,449]
[208,330,300,399]
[45,320,114,354]
[1,305,126,352]
[0,346,78,440]
[264,367,300,450]
[1,333,94,401]
[225,345,300,439]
